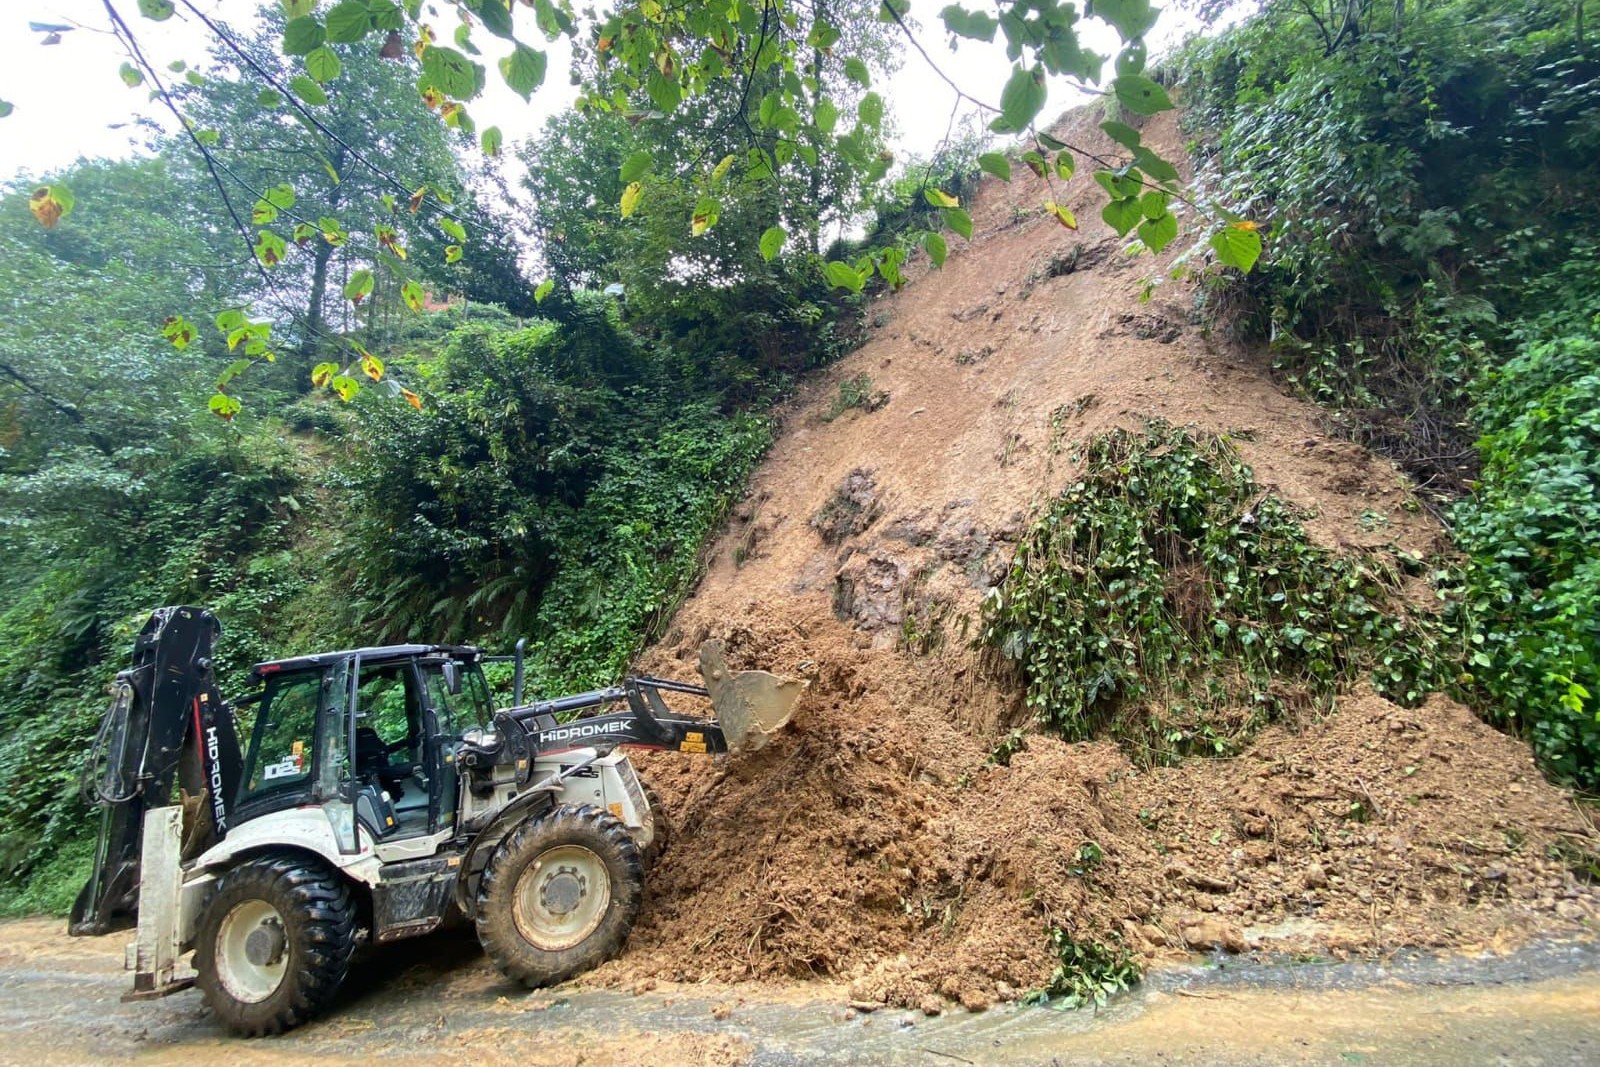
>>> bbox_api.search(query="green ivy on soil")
[980,422,1444,765]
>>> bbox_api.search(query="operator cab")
[238,644,492,845]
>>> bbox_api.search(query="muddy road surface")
[2,919,1597,1066]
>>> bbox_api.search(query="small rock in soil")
[1181,918,1247,954]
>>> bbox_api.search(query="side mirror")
[441,661,463,695]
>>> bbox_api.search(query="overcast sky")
[0,2,1185,185]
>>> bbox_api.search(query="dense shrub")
[1450,326,1600,781]
[1179,0,1600,492]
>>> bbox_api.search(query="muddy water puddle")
[2,919,1597,1066]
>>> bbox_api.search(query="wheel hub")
[244,920,287,967]
[539,865,588,915]
[512,843,611,952]
[215,898,289,1004]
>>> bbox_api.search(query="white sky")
[0,2,1186,183]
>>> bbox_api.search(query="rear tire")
[475,804,644,987]
[193,856,356,1036]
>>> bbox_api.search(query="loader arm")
[68,606,242,936]
[470,640,803,782]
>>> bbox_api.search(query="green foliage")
[331,301,774,694]
[1025,930,1141,1008]
[0,122,801,911]
[89,0,1198,331]
[1177,0,1600,489]
[822,373,888,422]
[1180,0,1600,786]
[1449,321,1600,784]
[0,426,313,895]
[980,423,1442,764]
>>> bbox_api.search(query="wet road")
[1,918,1597,1066]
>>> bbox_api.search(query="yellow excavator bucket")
[698,639,804,753]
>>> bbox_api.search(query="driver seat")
[354,726,411,799]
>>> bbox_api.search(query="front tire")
[475,804,644,987]
[640,781,672,873]
[193,856,356,1036]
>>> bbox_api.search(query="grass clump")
[822,373,888,422]
[980,421,1442,764]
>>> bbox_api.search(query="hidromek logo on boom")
[535,720,630,745]
[205,725,228,832]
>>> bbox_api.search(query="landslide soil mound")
[591,108,1600,1010]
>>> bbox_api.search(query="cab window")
[421,661,492,734]
[240,671,320,801]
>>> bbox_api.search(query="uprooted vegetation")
[980,422,1444,764]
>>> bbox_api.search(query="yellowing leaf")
[311,361,339,388]
[923,188,959,209]
[401,387,423,410]
[360,352,385,381]
[620,180,643,219]
[445,244,463,263]
[254,229,288,266]
[401,279,426,312]
[690,195,720,236]
[377,225,407,260]
[711,153,734,182]
[1045,200,1078,230]
[29,185,73,229]
[161,315,196,349]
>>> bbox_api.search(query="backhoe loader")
[68,606,800,1035]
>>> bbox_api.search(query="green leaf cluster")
[980,423,1445,764]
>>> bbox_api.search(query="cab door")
[416,658,483,834]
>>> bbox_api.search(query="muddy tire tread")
[193,855,356,1037]
[475,804,644,988]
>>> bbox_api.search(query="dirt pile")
[590,107,1600,1009]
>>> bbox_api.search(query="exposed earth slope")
[590,107,1600,1009]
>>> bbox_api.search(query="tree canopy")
[6,0,1265,412]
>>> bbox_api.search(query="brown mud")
[580,106,1600,1010]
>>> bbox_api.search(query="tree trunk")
[806,0,827,255]
[300,145,348,376]
[303,241,333,366]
